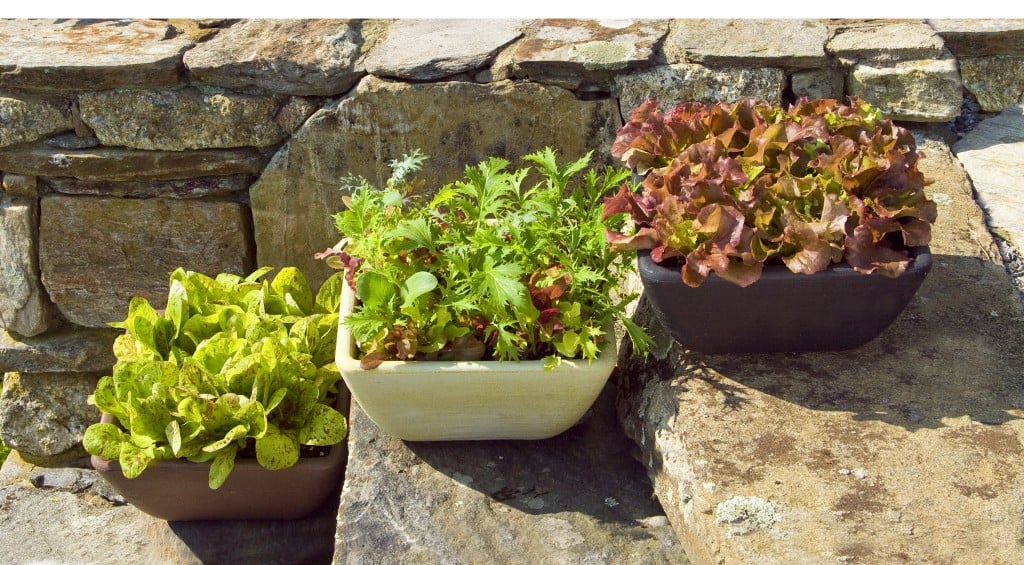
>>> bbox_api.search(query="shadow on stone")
[626,253,1023,434]
[165,480,342,565]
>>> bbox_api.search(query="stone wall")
[1,18,1022,464]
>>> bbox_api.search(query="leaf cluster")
[83,267,348,489]
[321,147,653,368]
[604,97,938,287]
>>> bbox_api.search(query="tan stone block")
[39,196,253,327]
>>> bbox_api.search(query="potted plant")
[83,266,349,520]
[603,97,936,353]
[320,147,652,441]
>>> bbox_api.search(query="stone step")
[616,130,1024,563]
[335,383,687,563]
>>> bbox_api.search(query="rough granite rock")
[954,105,1024,276]
[38,196,253,328]
[0,19,193,91]
[928,19,1024,56]
[791,68,845,100]
[184,19,365,96]
[2,174,39,197]
[0,143,267,181]
[664,19,830,68]
[0,94,71,149]
[615,64,785,121]
[847,54,962,122]
[0,196,60,337]
[43,175,253,199]
[0,453,339,564]
[0,371,100,466]
[336,384,686,564]
[616,137,1024,564]
[493,19,667,91]
[0,327,117,374]
[250,75,620,289]
[827,20,945,65]
[958,56,1024,112]
[78,88,288,151]
[364,19,525,81]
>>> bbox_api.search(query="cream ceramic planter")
[335,284,617,441]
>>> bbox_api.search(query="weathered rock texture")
[0,19,193,91]
[0,94,71,149]
[954,104,1024,289]
[929,19,1024,56]
[959,56,1024,112]
[0,144,267,181]
[184,19,365,96]
[791,69,845,100]
[78,88,288,151]
[365,19,524,81]
[0,196,59,336]
[43,175,252,199]
[336,384,685,563]
[664,19,829,68]
[0,372,100,465]
[615,64,785,120]
[2,174,39,197]
[0,455,339,563]
[617,137,1024,564]
[38,196,253,327]
[828,21,946,65]
[251,75,620,289]
[846,55,962,121]
[494,19,667,90]
[0,328,117,374]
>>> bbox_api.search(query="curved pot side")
[335,283,617,442]
[638,246,932,354]
[90,393,349,521]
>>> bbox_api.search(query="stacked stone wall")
[1,17,1022,464]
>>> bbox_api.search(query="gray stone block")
[0,371,101,466]
[615,64,785,120]
[665,19,830,68]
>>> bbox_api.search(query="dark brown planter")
[91,394,348,521]
[638,246,932,353]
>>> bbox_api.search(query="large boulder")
[183,19,365,96]
[38,196,253,327]
[250,75,621,289]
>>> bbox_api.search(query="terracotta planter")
[335,283,616,441]
[638,246,932,353]
[90,393,348,521]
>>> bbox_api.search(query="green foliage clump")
[83,267,348,489]
[320,147,652,368]
[604,97,937,287]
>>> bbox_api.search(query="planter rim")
[335,282,617,373]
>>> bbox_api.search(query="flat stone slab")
[0,454,338,564]
[617,137,1024,563]
[336,384,687,563]
[828,21,945,65]
[929,19,1024,56]
[184,19,364,96]
[496,19,667,90]
[0,19,192,91]
[0,327,117,373]
[954,105,1024,280]
[0,143,267,181]
[364,19,524,81]
[664,19,829,68]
